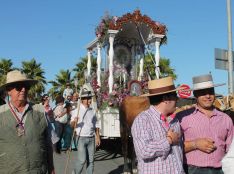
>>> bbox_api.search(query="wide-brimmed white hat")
[192,74,225,91]
[141,76,182,97]
[0,70,38,90]
[80,88,94,98]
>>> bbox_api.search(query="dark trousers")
[187,165,224,174]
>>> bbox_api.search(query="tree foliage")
[48,69,73,100]
[73,55,97,88]
[0,58,16,86]
[143,53,177,80]
[21,58,47,103]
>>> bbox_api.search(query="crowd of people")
[0,69,234,174]
[0,70,100,174]
[132,74,234,174]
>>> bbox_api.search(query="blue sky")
[0,1,232,95]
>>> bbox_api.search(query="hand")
[70,117,78,128]
[167,129,180,145]
[74,117,78,123]
[95,136,101,147]
[47,109,53,117]
[195,138,216,153]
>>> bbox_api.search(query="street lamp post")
[227,0,233,94]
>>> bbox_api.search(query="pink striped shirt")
[132,106,185,174]
[177,107,233,168]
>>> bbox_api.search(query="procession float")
[83,9,234,174]
[85,9,167,138]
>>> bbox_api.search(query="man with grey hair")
[0,70,55,174]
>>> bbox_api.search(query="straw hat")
[141,76,181,97]
[192,74,225,91]
[0,70,38,90]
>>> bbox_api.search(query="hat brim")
[192,83,225,91]
[80,95,94,98]
[141,87,182,97]
[0,79,38,91]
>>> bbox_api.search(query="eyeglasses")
[14,84,30,91]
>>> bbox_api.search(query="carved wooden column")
[138,58,144,81]
[148,34,165,79]
[108,30,118,93]
[97,43,102,87]
[155,38,161,79]
[87,49,92,80]
[130,45,136,80]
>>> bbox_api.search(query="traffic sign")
[178,84,191,98]
[215,48,234,70]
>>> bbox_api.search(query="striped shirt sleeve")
[132,114,171,160]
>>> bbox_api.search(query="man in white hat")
[176,74,233,174]
[131,77,185,174]
[0,70,55,174]
[70,86,101,174]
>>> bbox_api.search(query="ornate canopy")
[95,9,167,46]
[87,9,167,93]
[109,10,167,35]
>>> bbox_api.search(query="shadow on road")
[108,164,124,174]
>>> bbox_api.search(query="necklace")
[8,102,26,137]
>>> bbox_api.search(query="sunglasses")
[194,88,215,96]
[14,84,30,91]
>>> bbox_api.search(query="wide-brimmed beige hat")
[192,74,225,91]
[141,76,181,97]
[0,70,38,90]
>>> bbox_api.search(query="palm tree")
[0,58,15,86]
[48,69,72,100]
[143,53,177,80]
[159,58,177,79]
[21,58,47,103]
[73,55,97,88]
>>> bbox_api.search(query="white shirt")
[222,139,234,174]
[63,88,73,99]
[71,104,100,137]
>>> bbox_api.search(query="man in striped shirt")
[177,74,233,174]
[132,77,185,174]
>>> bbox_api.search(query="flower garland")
[95,14,118,45]
[95,10,168,45]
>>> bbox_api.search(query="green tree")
[73,56,97,88]
[21,58,47,103]
[0,58,15,86]
[48,69,72,100]
[143,53,177,80]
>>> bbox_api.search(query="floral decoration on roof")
[95,10,167,45]
[109,10,167,34]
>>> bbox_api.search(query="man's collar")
[194,104,218,117]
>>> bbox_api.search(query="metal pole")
[227,0,233,94]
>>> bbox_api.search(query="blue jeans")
[188,165,224,174]
[72,136,95,174]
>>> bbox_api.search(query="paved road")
[54,139,125,174]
